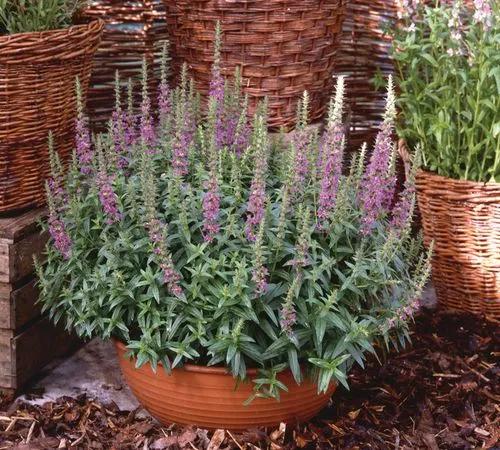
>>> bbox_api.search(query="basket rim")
[416,168,500,190]
[0,18,104,43]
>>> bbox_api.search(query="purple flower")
[140,92,156,152]
[48,214,72,260]
[148,218,183,297]
[172,109,194,177]
[280,302,297,337]
[290,131,310,198]
[245,131,268,241]
[46,177,71,259]
[75,109,93,175]
[389,179,415,235]
[473,0,492,29]
[252,264,269,296]
[317,124,344,228]
[359,78,397,235]
[202,176,220,243]
[96,172,122,225]
[158,78,171,123]
[111,111,128,170]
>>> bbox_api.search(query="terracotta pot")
[114,340,336,431]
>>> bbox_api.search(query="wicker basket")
[336,0,399,149]
[164,0,347,129]
[81,1,168,129]
[416,170,500,320]
[0,20,103,214]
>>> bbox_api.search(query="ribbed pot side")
[114,340,336,431]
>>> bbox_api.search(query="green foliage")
[392,1,500,182]
[0,0,85,34]
[37,62,431,399]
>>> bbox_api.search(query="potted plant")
[392,0,500,320]
[36,39,431,430]
[0,0,103,213]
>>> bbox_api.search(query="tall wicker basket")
[164,0,347,129]
[81,0,168,129]
[0,20,103,214]
[416,170,500,321]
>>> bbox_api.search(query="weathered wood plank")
[0,231,48,284]
[0,316,80,391]
[0,278,40,330]
[0,208,46,242]
[14,317,79,389]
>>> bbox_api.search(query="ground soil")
[1,308,498,449]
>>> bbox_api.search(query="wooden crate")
[0,208,80,393]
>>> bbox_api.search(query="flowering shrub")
[393,0,500,182]
[37,36,431,397]
[0,0,85,34]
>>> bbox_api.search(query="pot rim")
[114,339,263,376]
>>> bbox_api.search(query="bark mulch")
[1,308,498,450]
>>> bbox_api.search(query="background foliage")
[392,0,500,182]
[0,0,85,34]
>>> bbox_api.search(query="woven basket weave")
[416,170,500,320]
[0,20,103,214]
[81,1,167,129]
[336,0,399,149]
[164,0,347,129]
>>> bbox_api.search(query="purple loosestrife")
[140,151,183,297]
[46,134,72,259]
[140,59,156,153]
[359,77,397,235]
[317,77,346,229]
[111,73,128,170]
[279,277,300,338]
[95,138,122,225]
[148,218,183,297]
[75,78,93,175]
[202,174,221,243]
[390,172,416,236]
[158,42,172,126]
[209,23,225,150]
[474,0,493,29]
[290,92,311,199]
[124,78,137,148]
[245,113,268,242]
[171,92,195,177]
[288,206,312,270]
[96,172,122,225]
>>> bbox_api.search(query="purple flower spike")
[280,302,297,337]
[111,111,129,170]
[75,108,93,175]
[140,93,156,153]
[172,109,194,177]
[97,172,122,225]
[202,176,221,243]
[148,218,183,297]
[48,214,72,260]
[317,76,346,229]
[252,264,269,296]
[359,77,397,235]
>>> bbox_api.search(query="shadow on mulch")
[1,308,498,450]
